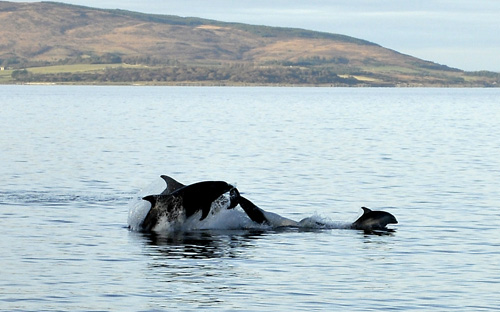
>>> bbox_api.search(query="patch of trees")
[466,70,500,78]
[11,69,32,80]
[3,53,124,69]
[11,64,360,85]
[57,53,123,65]
[55,54,179,67]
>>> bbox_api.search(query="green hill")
[0,1,498,86]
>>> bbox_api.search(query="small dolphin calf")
[350,207,398,231]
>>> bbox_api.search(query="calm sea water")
[1,86,499,311]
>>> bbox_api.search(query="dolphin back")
[179,181,234,220]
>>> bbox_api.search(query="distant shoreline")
[3,82,498,88]
[1,2,499,87]
[1,65,498,88]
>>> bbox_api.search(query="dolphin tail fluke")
[229,187,240,209]
[238,195,268,224]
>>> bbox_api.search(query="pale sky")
[10,0,500,71]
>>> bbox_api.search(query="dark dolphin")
[141,180,239,232]
[350,207,398,231]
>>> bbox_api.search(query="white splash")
[297,215,352,229]
[127,178,166,231]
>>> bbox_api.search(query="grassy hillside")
[0,1,498,86]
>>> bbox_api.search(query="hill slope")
[1,1,498,86]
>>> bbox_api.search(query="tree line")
[11,64,361,85]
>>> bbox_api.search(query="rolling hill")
[1,1,498,86]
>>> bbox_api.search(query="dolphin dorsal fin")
[160,175,185,195]
[361,207,372,214]
[142,195,157,207]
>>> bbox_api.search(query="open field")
[25,64,139,74]
[0,69,12,83]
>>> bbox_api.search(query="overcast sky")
[12,0,500,71]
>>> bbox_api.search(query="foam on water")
[182,206,261,231]
[127,177,167,231]
[0,190,126,206]
[298,215,353,230]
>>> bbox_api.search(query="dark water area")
[1,86,499,311]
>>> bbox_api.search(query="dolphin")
[141,180,239,232]
[350,207,398,231]
[238,196,397,231]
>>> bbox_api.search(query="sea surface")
[1,86,499,311]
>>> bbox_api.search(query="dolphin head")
[351,207,398,231]
[228,187,240,209]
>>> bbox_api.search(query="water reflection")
[130,226,395,261]
[131,230,266,259]
[361,229,396,236]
